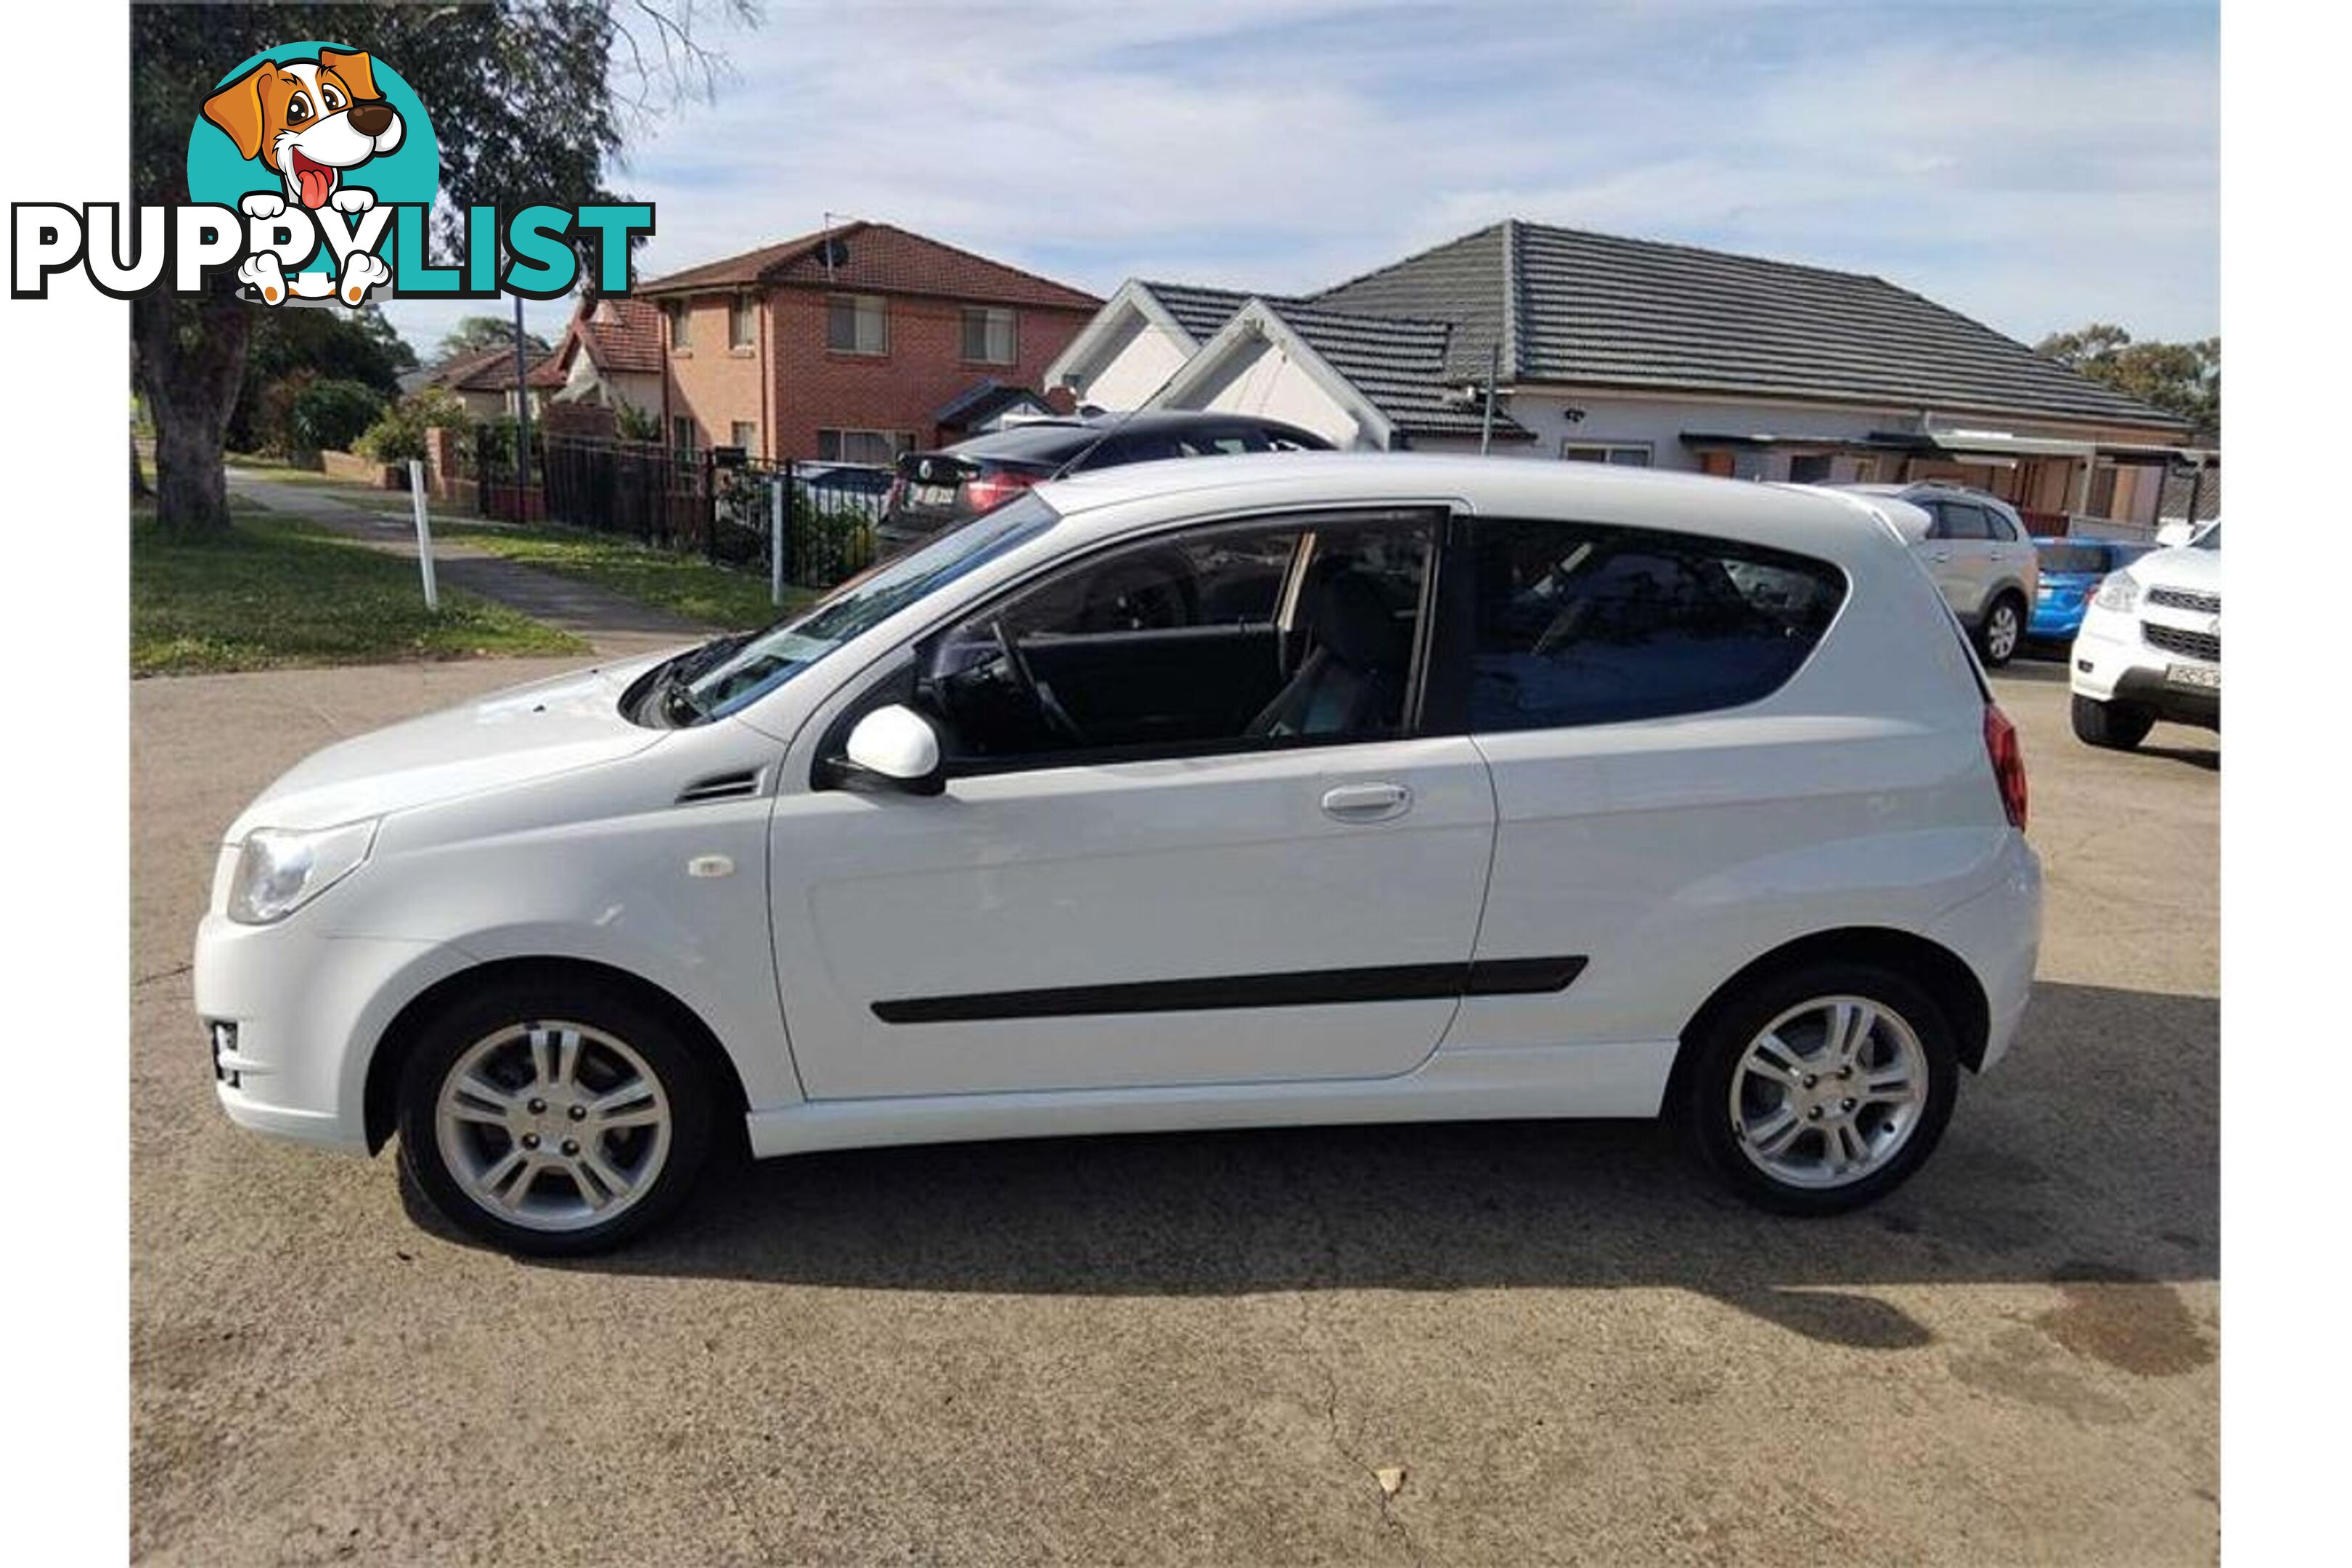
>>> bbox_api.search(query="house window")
[1787,453,1834,484]
[672,415,695,452]
[1560,441,1652,467]
[817,428,913,465]
[827,294,888,356]
[730,420,759,454]
[663,298,690,349]
[961,306,1017,365]
[729,295,756,350]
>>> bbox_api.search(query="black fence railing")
[488,432,891,592]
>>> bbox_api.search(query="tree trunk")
[130,431,150,499]
[131,288,249,542]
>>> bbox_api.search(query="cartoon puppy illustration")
[203,48,404,213]
[202,48,406,306]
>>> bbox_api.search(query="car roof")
[1034,452,1920,565]
[943,409,1327,460]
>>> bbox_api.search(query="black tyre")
[2070,692,2154,751]
[1678,963,1960,1216]
[396,976,717,1257]
[1975,593,2025,668]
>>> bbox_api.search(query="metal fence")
[480,431,891,593]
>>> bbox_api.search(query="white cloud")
[377,0,2218,361]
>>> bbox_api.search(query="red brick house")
[636,220,1101,465]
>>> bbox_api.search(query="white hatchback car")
[195,455,2042,1254]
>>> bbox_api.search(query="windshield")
[676,492,1059,720]
[2192,521,2220,550]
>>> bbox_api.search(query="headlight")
[226,819,378,925]
[2093,572,2141,613]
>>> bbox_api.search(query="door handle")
[1321,783,1411,821]
[1929,551,1952,563]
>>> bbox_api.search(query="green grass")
[132,503,587,675]
[435,522,810,631]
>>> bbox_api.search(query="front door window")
[917,513,1437,769]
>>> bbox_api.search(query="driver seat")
[1246,568,1408,738]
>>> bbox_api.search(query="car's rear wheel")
[2071,693,2154,751]
[1977,594,2025,667]
[396,978,715,1257]
[1680,964,1959,1215]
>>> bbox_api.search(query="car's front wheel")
[2071,692,2154,751]
[1679,964,1959,1215]
[1977,593,2025,667]
[396,977,716,1256]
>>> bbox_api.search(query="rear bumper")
[1924,833,2042,1072]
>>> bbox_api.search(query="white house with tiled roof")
[1048,221,2209,533]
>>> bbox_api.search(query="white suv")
[1834,483,2041,666]
[2070,521,2221,748]
[195,455,2042,1254]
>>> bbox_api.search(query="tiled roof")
[640,221,1101,311]
[427,343,559,393]
[1265,301,1532,442]
[425,346,522,392]
[1315,220,2189,430]
[576,296,663,375]
[936,377,1053,426]
[1139,281,1297,343]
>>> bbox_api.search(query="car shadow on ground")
[428,981,2217,1355]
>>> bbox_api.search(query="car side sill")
[742,1040,1677,1160]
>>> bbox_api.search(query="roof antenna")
[822,211,848,282]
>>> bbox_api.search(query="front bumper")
[2069,603,2220,729]
[194,906,473,1155]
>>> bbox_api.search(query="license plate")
[912,483,955,509]
[2167,663,2219,690]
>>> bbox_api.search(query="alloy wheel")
[1985,602,2020,662]
[1727,995,1930,1190]
[433,1020,674,1233]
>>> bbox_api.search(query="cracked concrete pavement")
[131,653,2217,1564]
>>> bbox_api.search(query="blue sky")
[380,0,2218,366]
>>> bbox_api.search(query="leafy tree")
[2036,323,2221,438]
[132,1,754,540]
[438,314,552,363]
[290,378,388,454]
[229,304,416,452]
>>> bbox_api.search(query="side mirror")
[833,704,945,796]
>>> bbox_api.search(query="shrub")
[613,400,662,442]
[356,387,470,465]
[290,378,386,456]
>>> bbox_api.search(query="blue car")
[2029,537,2155,646]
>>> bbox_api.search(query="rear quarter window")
[1466,519,1846,730]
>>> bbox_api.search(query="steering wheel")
[990,619,1087,746]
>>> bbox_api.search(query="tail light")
[963,469,1042,513]
[1983,703,2028,831]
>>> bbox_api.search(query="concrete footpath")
[226,466,719,660]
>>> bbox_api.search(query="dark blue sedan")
[2029,537,2155,646]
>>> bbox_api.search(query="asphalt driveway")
[130,654,2218,1565]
